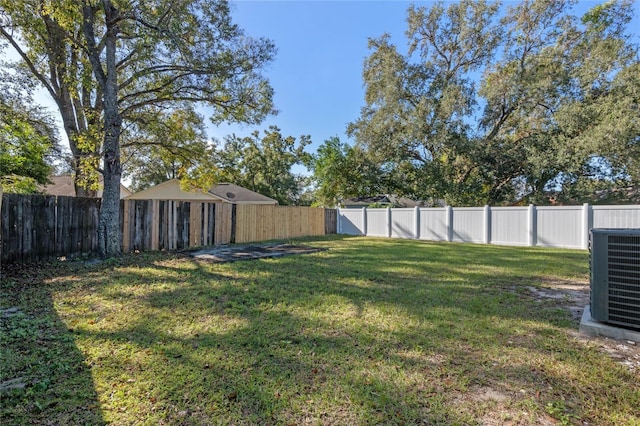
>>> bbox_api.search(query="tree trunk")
[42,15,100,198]
[98,142,121,257]
[86,0,122,257]
[58,96,99,198]
[99,81,122,256]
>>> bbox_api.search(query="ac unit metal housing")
[590,229,640,330]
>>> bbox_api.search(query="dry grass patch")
[2,236,639,425]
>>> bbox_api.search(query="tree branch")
[0,25,60,104]
[82,1,107,88]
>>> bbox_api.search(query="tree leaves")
[0,0,277,196]
[350,0,640,206]
[0,90,60,193]
[214,126,311,206]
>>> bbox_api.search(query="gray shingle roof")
[38,175,132,198]
[208,183,277,204]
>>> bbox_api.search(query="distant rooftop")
[208,182,277,204]
[38,175,132,198]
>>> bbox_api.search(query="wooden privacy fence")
[324,208,337,235]
[121,200,233,252]
[1,193,336,265]
[1,193,100,264]
[234,204,326,243]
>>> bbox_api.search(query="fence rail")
[1,193,335,265]
[338,204,640,250]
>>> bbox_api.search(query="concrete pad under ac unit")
[580,304,640,343]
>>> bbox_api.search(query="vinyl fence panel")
[532,206,584,249]
[338,208,365,235]
[491,207,529,246]
[337,204,640,250]
[452,207,485,243]
[366,209,388,237]
[593,205,640,228]
[391,208,415,239]
[419,208,448,241]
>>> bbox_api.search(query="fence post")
[446,206,453,242]
[386,207,392,238]
[484,205,491,245]
[414,206,420,239]
[0,186,3,264]
[528,204,537,247]
[362,207,367,236]
[337,208,341,234]
[230,204,237,244]
[582,203,592,250]
[122,199,131,253]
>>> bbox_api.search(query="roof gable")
[39,175,132,198]
[124,179,277,204]
[208,183,277,204]
[123,179,223,201]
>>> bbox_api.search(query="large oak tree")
[213,126,311,205]
[348,0,640,206]
[306,136,385,207]
[0,0,276,256]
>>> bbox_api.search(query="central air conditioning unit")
[590,229,640,330]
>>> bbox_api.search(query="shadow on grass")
[5,236,638,424]
[1,268,105,425]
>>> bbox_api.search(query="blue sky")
[25,1,639,172]
[205,0,640,159]
[206,0,425,150]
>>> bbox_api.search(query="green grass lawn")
[2,236,639,425]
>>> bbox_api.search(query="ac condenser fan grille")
[607,234,640,328]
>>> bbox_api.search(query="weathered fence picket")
[1,193,335,265]
[0,194,101,264]
[324,208,337,235]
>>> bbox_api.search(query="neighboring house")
[123,179,278,205]
[341,195,440,208]
[341,195,394,209]
[39,175,133,198]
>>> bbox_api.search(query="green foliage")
[1,0,277,255]
[213,126,311,205]
[3,239,640,424]
[122,107,212,192]
[0,0,103,195]
[306,137,384,207]
[350,0,640,205]
[0,90,59,193]
[0,0,276,196]
[0,175,38,194]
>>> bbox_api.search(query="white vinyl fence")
[337,204,640,250]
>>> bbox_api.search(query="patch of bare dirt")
[467,386,510,403]
[527,279,590,322]
[187,243,326,263]
[527,279,640,373]
[451,386,557,425]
